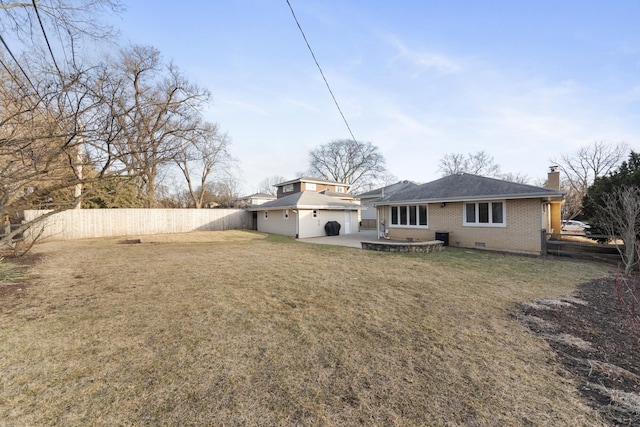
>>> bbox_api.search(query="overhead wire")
[32,0,84,141]
[32,0,62,75]
[0,33,38,93]
[46,0,72,67]
[0,52,27,91]
[285,0,358,143]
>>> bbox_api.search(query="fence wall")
[545,232,622,263]
[23,209,253,242]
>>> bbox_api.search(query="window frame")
[463,200,506,227]
[306,183,317,191]
[389,204,429,228]
[283,184,294,193]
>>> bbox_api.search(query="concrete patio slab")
[297,229,377,248]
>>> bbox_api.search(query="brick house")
[373,170,563,254]
[355,180,420,229]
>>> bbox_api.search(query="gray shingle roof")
[318,189,354,199]
[376,173,563,205]
[248,191,359,211]
[248,193,276,199]
[355,180,420,200]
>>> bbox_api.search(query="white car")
[561,220,591,233]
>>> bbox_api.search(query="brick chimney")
[546,165,562,236]
[547,166,560,190]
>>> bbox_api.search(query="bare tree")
[438,151,501,177]
[0,0,124,249]
[208,179,241,208]
[598,185,640,275]
[174,124,234,208]
[0,59,135,247]
[437,153,465,175]
[106,45,213,206]
[256,175,287,196]
[0,0,122,42]
[498,172,531,184]
[308,139,387,194]
[551,141,628,219]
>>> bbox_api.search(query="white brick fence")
[23,209,253,242]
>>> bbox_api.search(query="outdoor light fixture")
[440,202,446,208]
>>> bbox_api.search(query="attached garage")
[249,191,360,239]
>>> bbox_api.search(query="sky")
[110,0,640,194]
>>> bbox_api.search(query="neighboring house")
[355,180,420,229]
[233,193,277,208]
[248,191,359,239]
[275,177,351,198]
[317,189,355,203]
[373,170,563,254]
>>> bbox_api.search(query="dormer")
[275,177,351,198]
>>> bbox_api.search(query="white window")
[335,186,345,193]
[464,201,505,227]
[264,211,268,219]
[389,205,428,227]
[312,210,318,219]
[306,183,316,191]
[283,184,294,193]
[283,210,290,220]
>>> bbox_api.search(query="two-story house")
[248,177,360,239]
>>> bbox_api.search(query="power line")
[33,0,83,139]
[0,33,38,93]
[46,0,72,67]
[32,0,62,76]
[0,54,25,91]
[285,0,358,142]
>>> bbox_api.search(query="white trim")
[463,201,506,228]
[388,204,429,228]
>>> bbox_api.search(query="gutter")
[374,193,565,207]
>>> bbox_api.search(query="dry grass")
[0,231,613,426]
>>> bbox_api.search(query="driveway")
[297,229,377,249]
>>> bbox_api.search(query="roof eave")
[374,193,564,206]
[249,204,359,211]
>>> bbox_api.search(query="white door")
[344,211,352,234]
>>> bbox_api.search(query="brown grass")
[0,231,613,426]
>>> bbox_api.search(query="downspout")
[541,202,550,255]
